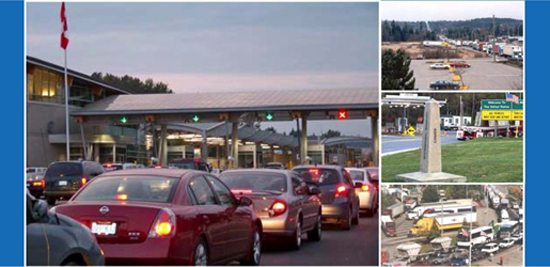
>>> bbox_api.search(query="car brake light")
[148,208,176,237]
[41,179,45,188]
[309,169,319,176]
[361,185,370,192]
[115,194,128,200]
[335,185,349,198]
[81,177,88,185]
[268,200,287,217]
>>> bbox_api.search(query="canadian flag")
[60,2,69,49]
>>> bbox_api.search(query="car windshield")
[45,162,83,177]
[220,172,287,193]
[294,168,340,185]
[348,170,364,181]
[74,176,180,203]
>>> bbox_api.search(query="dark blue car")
[451,256,469,266]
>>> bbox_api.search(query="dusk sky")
[27,2,378,136]
[381,1,524,21]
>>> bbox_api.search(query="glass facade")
[27,67,64,103]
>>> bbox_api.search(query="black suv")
[292,165,361,230]
[44,161,105,205]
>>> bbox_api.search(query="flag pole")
[64,46,70,160]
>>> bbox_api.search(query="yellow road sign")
[512,111,523,121]
[481,110,512,121]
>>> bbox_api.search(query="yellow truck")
[408,212,477,237]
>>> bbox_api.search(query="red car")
[449,61,471,68]
[53,169,262,266]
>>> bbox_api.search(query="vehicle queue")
[27,161,379,266]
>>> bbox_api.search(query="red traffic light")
[338,110,348,120]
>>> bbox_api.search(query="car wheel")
[341,207,352,230]
[241,227,261,266]
[193,238,208,266]
[47,198,56,206]
[366,202,374,218]
[307,214,322,242]
[289,219,302,250]
[352,207,359,225]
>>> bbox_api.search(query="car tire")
[47,198,56,206]
[341,207,352,230]
[288,219,302,250]
[192,238,208,266]
[241,227,261,266]
[307,214,322,242]
[352,208,359,225]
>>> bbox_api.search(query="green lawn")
[382,138,523,183]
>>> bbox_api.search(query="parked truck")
[408,211,477,237]
[405,199,417,211]
[383,202,405,219]
[381,215,397,237]
[503,44,523,58]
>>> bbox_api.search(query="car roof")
[98,168,201,178]
[293,165,342,170]
[221,168,291,175]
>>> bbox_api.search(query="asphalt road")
[409,57,522,91]
[381,132,461,156]
[262,213,379,266]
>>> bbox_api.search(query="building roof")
[27,56,130,95]
[73,88,377,116]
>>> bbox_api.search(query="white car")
[499,238,515,248]
[102,162,137,172]
[511,233,523,243]
[481,243,500,254]
[430,63,450,69]
[346,167,378,217]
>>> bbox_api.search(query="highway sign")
[481,110,512,121]
[481,99,523,110]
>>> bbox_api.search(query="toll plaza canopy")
[72,88,378,123]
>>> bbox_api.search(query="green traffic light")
[266,113,274,121]
[121,116,128,124]
[192,115,200,122]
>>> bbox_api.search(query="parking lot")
[410,58,523,91]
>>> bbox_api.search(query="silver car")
[345,167,378,217]
[220,169,322,250]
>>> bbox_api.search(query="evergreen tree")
[382,49,416,90]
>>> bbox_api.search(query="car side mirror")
[32,200,49,222]
[238,196,253,207]
[354,182,364,189]
[308,186,321,195]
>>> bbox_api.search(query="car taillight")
[335,185,349,198]
[41,179,45,188]
[81,177,88,185]
[148,208,176,238]
[361,185,370,192]
[268,200,287,217]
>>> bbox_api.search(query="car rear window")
[170,162,196,170]
[220,172,287,193]
[293,168,340,185]
[348,170,364,181]
[45,163,83,177]
[74,176,180,203]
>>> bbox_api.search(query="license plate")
[91,222,117,235]
[58,180,67,186]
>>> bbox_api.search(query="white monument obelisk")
[397,98,466,182]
